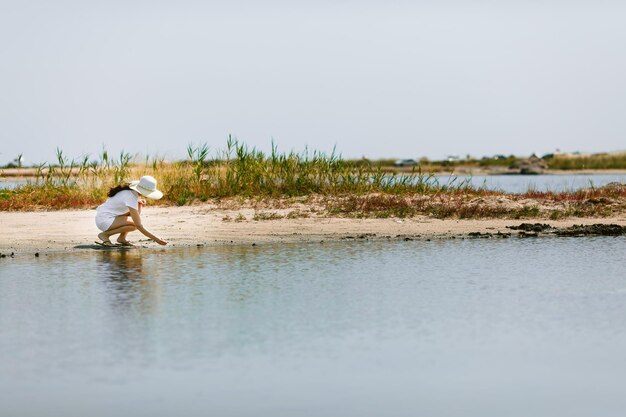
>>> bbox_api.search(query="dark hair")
[108,183,132,198]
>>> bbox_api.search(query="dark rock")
[510,154,548,175]
[555,224,626,237]
[35,253,39,257]
[468,232,492,238]
[519,165,545,175]
[508,223,553,232]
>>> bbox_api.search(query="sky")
[1,0,625,164]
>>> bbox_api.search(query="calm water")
[0,180,27,189]
[2,238,626,417]
[436,173,626,193]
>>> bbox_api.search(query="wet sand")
[1,205,625,254]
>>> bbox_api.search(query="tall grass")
[2,139,624,219]
[4,147,136,210]
[162,136,470,205]
[546,153,626,170]
[1,138,471,210]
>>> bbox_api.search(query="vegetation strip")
[1,140,625,218]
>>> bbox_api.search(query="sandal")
[117,241,135,247]
[94,240,115,247]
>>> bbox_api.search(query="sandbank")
[1,204,625,254]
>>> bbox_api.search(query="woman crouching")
[95,175,167,246]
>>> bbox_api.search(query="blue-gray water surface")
[0,180,27,189]
[1,238,626,417]
[437,173,626,193]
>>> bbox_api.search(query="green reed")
[3,137,482,209]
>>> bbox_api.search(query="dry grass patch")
[322,191,626,220]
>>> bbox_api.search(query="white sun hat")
[129,175,163,200]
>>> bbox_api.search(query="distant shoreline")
[3,167,626,179]
[386,168,626,176]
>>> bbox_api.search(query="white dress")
[95,190,139,231]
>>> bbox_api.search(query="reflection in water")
[96,250,161,314]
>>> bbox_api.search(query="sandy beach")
[1,204,625,254]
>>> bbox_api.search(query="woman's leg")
[98,215,136,243]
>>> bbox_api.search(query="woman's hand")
[139,198,146,206]
[154,237,168,245]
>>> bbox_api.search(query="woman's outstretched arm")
[129,208,167,245]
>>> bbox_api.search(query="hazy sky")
[1,0,625,164]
